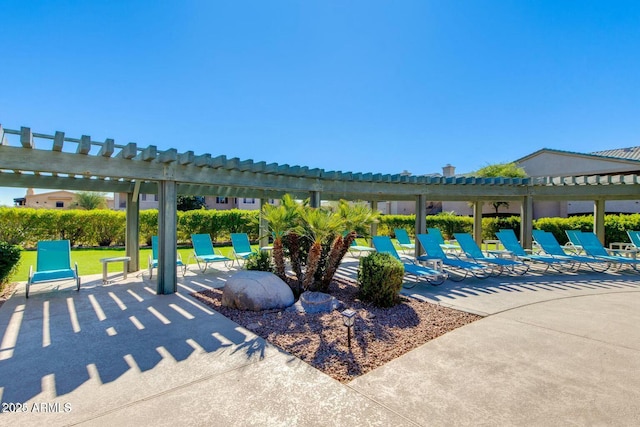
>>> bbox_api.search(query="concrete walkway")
[1,258,639,426]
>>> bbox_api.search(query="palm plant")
[300,208,343,291]
[260,195,302,281]
[260,204,291,280]
[319,201,380,290]
[75,192,107,210]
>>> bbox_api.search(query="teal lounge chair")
[149,236,187,279]
[532,230,608,272]
[627,230,640,250]
[189,234,231,273]
[426,228,459,252]
[496,229,572,272]
[394,228,415,254]
[348,237,376,257]
[416,233,489,281]
[454,233,529,275]
[372,236,447,287]
[27,240,80,298]
[230,233,258,266]
[574,231,640,271]
[564,230,585,254]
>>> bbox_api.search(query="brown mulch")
[0,282,18,310]
[192,278,481,383]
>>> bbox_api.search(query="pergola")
[2,125,640,294]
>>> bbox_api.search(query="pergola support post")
[473,201,483,245]
[309,191,321,208]
[125,192,140,272]
[369,200,378,245]
[520,195,533,250]
[415,194,427,257]
[157,180,178,295]
[259,198,269,249]
[594,199,605,244]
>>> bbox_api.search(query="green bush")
[481,216,521,240]
[244,250,275,273]
[84,210,126,246]
[358,252,404,308]
[0,242,21,287]
[377,215,414,237]
[427,212,473,239]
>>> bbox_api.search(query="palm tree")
[260,195,302,281]
[320,201,380,290]
[74,192,107,210]
[261,204,290,280]
[300,208,343,291]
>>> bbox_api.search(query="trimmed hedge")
[0,242,21,286]
[379,213,640,246]
[0,207,260,248]
[2,206,639,249]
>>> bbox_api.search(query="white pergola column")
[125,192,140,272]
[415,194,427,257]
[157,180,178,295]
[520,195,533,250]
[594,199,605,244]
[473,201,483,245]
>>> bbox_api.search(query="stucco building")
[443,147,640,218]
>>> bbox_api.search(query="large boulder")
[222,271,294,311]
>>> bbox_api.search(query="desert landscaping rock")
[287,291,344,313]
[195,277,480,383]
[222,270,294,311]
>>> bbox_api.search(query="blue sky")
[1,1,639,206]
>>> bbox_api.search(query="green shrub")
[0,242,21,287]
[481,216,521,240]
[244,250,275,272]
[427,212,473,239]
[377,215,414,237]
[357,252,404,308]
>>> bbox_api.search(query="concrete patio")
[1,257,639,426]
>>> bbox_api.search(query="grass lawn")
[10,245,243,282]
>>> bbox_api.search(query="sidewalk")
[1,259,639,426]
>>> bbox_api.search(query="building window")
[154,194,158,201]
[243,198,255,204]
[216,197,228,204]
[141,194,147,201]
[56,201,64,208]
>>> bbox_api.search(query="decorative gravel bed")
[192,278,481,383]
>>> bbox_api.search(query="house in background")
[204,196,262,211]
[113,193,271,211]
[14,188,76,209]
[114,192,160,210]
[14,188,114,209]
[443,147,640,218]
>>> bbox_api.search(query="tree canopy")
[472,163,527,215]
[177,195,206,211]
[75,192,107,210]
[474,162,527,178]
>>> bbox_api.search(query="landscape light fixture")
[341,309,357,348]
